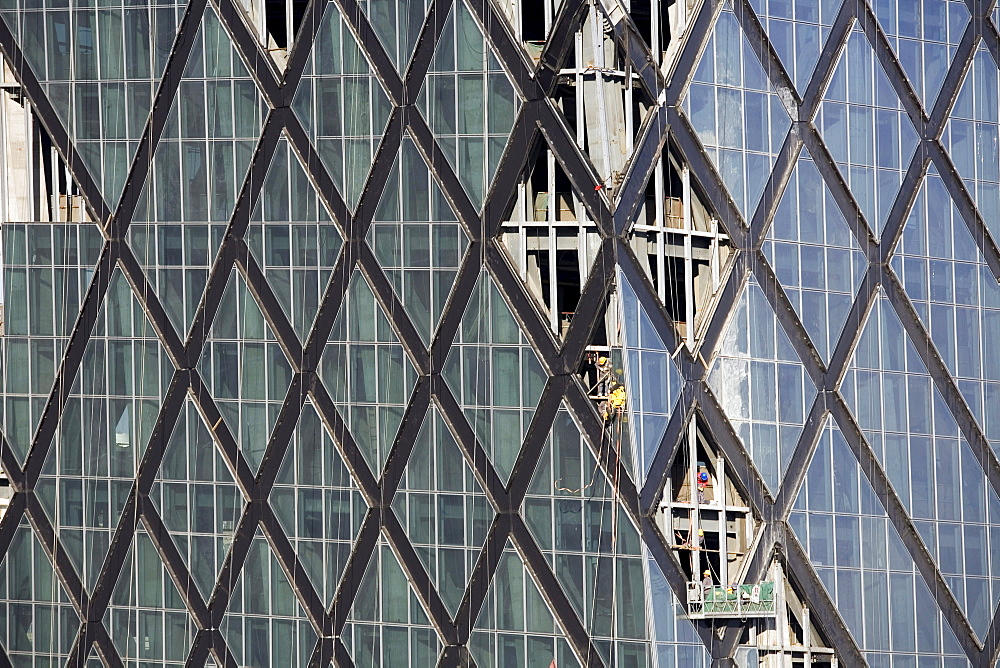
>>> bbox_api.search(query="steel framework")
[1,0,999,665]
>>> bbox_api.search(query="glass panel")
[442,271,547,483]
[319,271,418,475]
[291,0,392,210]
[35,269,171,593]
[416,0,520,209]
[196,269,294,473]
[763,147,867,361]
[707,278,817,491]
[684,8,792,218]
[367,134,468,345]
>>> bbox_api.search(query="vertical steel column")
[682,165,693,349]
[688,418,699,579]
[717,454,728,588]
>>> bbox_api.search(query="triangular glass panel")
[247,136,344,344]
[270,400,368,606]
[469,539,580,668]
[367,133,469,346]
[522,407,654,665]
[944,44,1000,241]
[442,271,547,483]
[840,291,1000,639]
[707,277,818,493]
[891,164,1000,455]
[746,0,844,94]
[318,271,418,476]
[543,1,657,198]
[627,140,736,347]
[815,22,920,236]
[762,146,867,362]
[0,520,80,664]
[657,416,759,587]
[0,222,105,465]
[34,268,172,593]
[416,0,521,209]
[220,530,318,666]
[342,540,442,665]
[790,416,970,659]
[361,0,431,74]
[497,136,601,340]
[683,3,793,219]
[641,553,712,666]
[0,0,183,205]
[151,398,246,601]
[128,5,268,338]
[872,0,970,110]
[291,0,392,211]
[197,268,294,474]
[390,405,494,618]
[103,529,197,664]
[618,270,683,485]
[86,646,106,667]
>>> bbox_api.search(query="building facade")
[0,0,998,665]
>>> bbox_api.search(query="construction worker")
[602,383,627,421]
[595,355,614,396]
[702,570,713,595]
[697,470,709,504]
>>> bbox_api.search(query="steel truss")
[1,0,1000,665]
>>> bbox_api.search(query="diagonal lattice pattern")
[1,0,1000,665]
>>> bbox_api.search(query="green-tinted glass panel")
[151,399,245,600]
[197,269,294,473]
[367,134,467,345]
[319,271,418,476]
[247,136,343,343]
[270,400,367,605]
[442,271,547,483]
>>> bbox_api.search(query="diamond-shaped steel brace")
[2,0,1000,665]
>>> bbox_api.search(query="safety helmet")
[703,570,711,576]
[699,471,709,482]
[598,356,607,365]
[697,529,704,536]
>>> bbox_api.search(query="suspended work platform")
[685,582,777,619]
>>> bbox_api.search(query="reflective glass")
[220,530,318,666]
[708,277,817,492]
[470,540,579,668]
[943,45,1000,242]
[840,293,1000,637]
[128,5,266,337]
[197,268,294,473]
[319,270,418,476]
[815,25,920,234]
[619,270,683,484]
[103,530,196,665]
[292,0,392,211]
[391,406,493,617]
[442,271,547,483]
[417,0,520,208]
[763,147,867,361]
[246,136,344,343]
[0,521,80,663]
[151,399,245,600]
[271,400,367,605]
[367,134,468,346]
[343,541,442,666]
[0,222,104,464]
[685,5,792,218]
[0,0,184,203]
[35,268,172,593]
[792,417,970,659]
